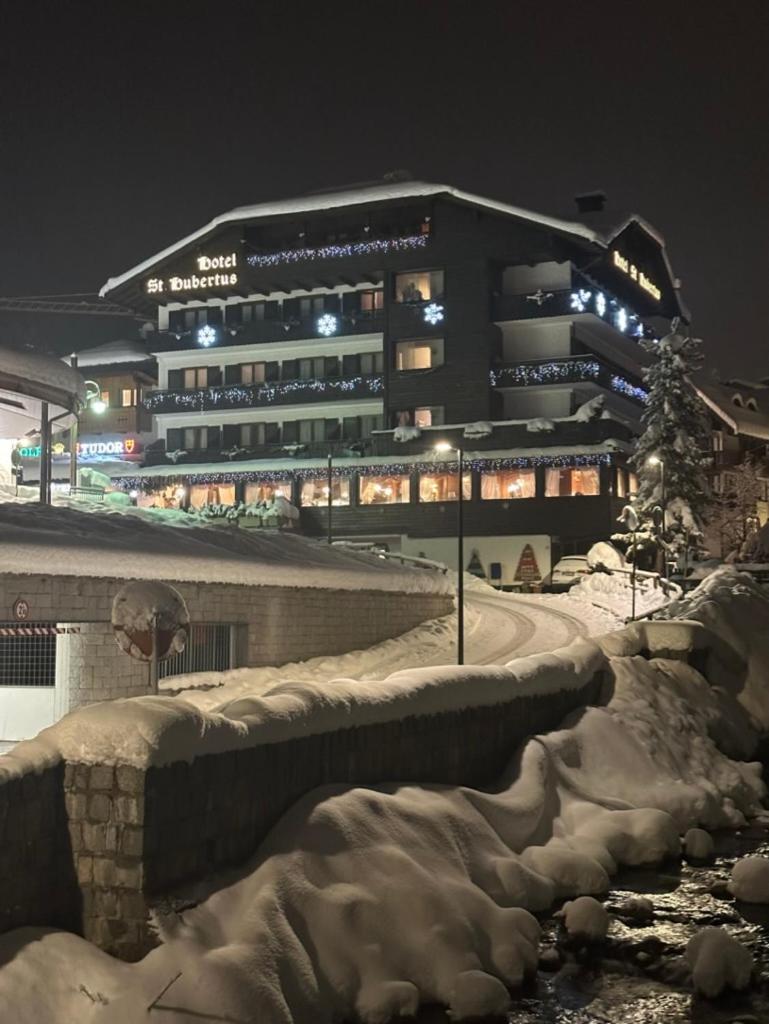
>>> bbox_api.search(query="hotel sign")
[19,437,141,459]
[612,250,661,302]
[146,252,239,295]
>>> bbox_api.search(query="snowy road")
[464,588,585,664]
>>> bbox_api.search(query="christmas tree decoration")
[630,326,712,530]
[514,543,541,584]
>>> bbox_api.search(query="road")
[464,588,586,664]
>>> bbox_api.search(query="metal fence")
[158,623,234,680]
[0,623,72,687]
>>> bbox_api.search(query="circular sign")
[13,598,30,621]
[111,581,189,662]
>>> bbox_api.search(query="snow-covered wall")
[0,569,767,961]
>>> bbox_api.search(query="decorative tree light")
[595,292,607,318]
[611,375,649,403]
[423,302,444,325]
[569,289,592,313]
[316,313,339,337]
[197,324,217,347]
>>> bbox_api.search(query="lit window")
[394,270,444,303]
[414,406,444,428]
[183,367,208,389]
[628,471,639,496]
[481,469,536,500]
[241,363,266,384]
[121,388,137,407]
[100,391,110,407]
[545,466,600,497]
[189,483,235,508]
[359,290,384,312]
[396,339,444,371]
[616,468,627,498]
[301,477,350,507]
[245,480,292,503]
[419,472,471,502]
[359,474,411,505]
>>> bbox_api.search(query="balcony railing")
[143,374,385,414]
[492,271,656,342]
[490,357,648,404]
[388,298,446,335]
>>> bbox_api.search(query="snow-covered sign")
[112,580,189,662]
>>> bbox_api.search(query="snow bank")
[728,856,769,903]
[556,896,609,941]
[0,502,451,595]
[571,570,675,619]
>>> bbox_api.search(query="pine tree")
[630,326,712,532]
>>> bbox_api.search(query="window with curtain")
[394,269,444,303]
[121,388,137,407]
[481,469,536,500]
[419,472,471,502]
[414,406,444,428]
[240,362,266,384]
[183,367,208,389]
[245,480,292,503]
[300,477,350,507]
[359,474,411,505]
[396,339,444,371]
[545,466,600,497]
[189,483,235,508]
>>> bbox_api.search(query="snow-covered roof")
[0,345,86,438]
[100,181,602,297]
[69,338,152,367]
[0,502,452,594]
[690,376,769,441]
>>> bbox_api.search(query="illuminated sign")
[19,437,140,459]
[146,252,238,295]
[612,250,661,302]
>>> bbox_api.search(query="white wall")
[0,687,56,742]
[502,261,572,295]
[156,399,384,439]
[500,321,572,361]
[400,534,553,587]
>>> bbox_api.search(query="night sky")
[1,1,767,375]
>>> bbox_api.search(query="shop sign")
[19,437,141,460]
[146,252,239,295]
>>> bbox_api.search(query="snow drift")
[0,568,767,1022]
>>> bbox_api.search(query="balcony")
[388,298,446,336]
[490,357,648,404]
[143,437,373,468]
[492,271,655,342]
[157,309,385,353]
[143,374,385,414]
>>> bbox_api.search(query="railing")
[143,374,384,414]
[490,357,648,403]
[492,271,656,342]
[388,298,446,334]
[143,438,374,467]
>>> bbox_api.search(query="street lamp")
[435,441,465,664]
[70,377,107,492]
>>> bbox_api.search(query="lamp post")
[647,455,667,577]
[435,442,465,664]
[327,452,333,545]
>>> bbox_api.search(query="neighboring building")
[691,375,769,556]
[100,180,687,584]
[15,339,156,488]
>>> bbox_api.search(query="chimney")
[574,191,607,214]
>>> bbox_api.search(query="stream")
[415,824,769,1023]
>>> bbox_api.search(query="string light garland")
[143,374,385,412]
[490,359,601,387]
[114,453,613,492]
[246,234,428,269]
[611,376,649,403]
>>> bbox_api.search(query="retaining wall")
[0,618,729,961]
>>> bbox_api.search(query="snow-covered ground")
[1,568,768,1023]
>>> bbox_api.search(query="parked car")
[543,555,590,593]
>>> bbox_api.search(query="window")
[419,472,471,502]
[394,270,444,303]
[359,290,384,313]
[240,362,266,384]
[301,477,350,507]
[189,483,235,509]
[545,466,600,497]
[414,406,444,428]
[183,367,208,389]
[240,423,268,447]
[299,295,327,319]
[396,339,444,371]
[138,485,186,510]
[359,474,411,505]
[183,426,208,450]
[121,388,137,407]
[481,469,536,500]
[360,351,384,375]
[245,480,292,504]
[616,468,628,498]
[628,471,639,496]
[100,390,110,407]
[293,418,339,443]
[298,357,327,380]
[241,302,266,323]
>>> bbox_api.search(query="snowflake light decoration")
[595,292,607,318]
[423,302,444,325]
[615,307,628,333]
[197,324,217,347]
[316,313,338,337]
[569,289,592,313]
